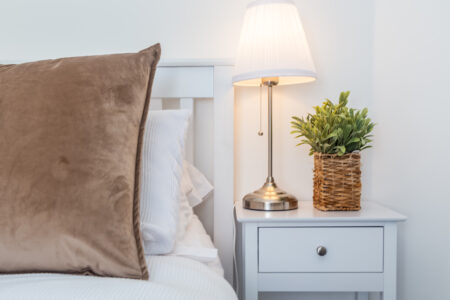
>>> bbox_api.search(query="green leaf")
[335,145,346,155]
[290,91,375,155]
[348,137,360,144]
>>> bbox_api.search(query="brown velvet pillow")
[0,44,161,279]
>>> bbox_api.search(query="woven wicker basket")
[313,152,361,211]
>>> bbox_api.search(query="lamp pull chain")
[258,84,264,136]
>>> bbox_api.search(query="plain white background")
[1,0,449,299]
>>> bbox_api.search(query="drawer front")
[258,227,383,273]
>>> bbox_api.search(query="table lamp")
[233,0,317,211]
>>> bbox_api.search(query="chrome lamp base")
[243,179,298,211]
[243,77,298,211]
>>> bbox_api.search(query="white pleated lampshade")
[233,0,316,86]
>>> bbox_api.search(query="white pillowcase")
[140,110,191,255]
[177,170,194,240]
[184,161,214,207]
[176,160,214,239]
[171,215,218,263]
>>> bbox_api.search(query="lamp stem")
[267,84,274,183]
[242,78,298,211]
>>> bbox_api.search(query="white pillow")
[176,161,214,239]
[140,110,191,255]
[171,215,218,263]
[176,168,194,240]
[184,160,214,207]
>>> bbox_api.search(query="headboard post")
[150,62,235,285]
[213,65,235,284]
[180,98,195,163]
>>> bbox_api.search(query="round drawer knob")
[316,246,327,256]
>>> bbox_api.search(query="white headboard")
[151,61,235,284]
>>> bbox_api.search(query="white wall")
[368,0,450,299]
[0,0,246,61]
[1,0,449,299]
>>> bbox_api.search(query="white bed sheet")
[0,216,236,300]
[169,214,224,276]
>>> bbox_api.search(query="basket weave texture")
[313,152,361,211]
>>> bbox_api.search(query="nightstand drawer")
[258,227,383,273]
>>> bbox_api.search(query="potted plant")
[290,91,375,211]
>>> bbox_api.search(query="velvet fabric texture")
[0,44,161,279]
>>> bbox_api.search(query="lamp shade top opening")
[233,0,316,86]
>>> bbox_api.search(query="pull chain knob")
[316,246,327,256]
[257,84,263,136]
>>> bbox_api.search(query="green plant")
[290,91,375,156]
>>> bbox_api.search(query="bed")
[0,217,236,300]
[0,60,236,299]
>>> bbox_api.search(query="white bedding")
[0,256,236,300]
[170,215,224,276]
[0,216,236,300]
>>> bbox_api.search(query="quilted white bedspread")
[0,256,237,300]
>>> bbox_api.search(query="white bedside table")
[234,201,406,300]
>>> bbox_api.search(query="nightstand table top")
[235,200,406,223]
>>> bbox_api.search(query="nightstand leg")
[243,223,258,300]
[356,292,369,300]
[383,223,398,300]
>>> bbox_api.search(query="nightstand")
[234,201,406,300]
